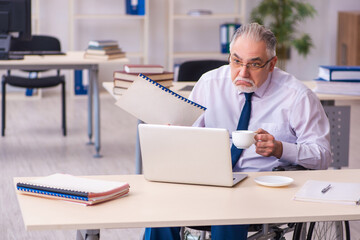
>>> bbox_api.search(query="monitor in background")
[0,0,31,60]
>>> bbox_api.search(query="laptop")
[138,124,248,187]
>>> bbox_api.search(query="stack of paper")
[17,173,130,205]
[294,180,360,205]
[314,81,360,95]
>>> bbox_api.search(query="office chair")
[177,60,228,82]
[1,35,66,136]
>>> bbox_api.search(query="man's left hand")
[254,128,283,159]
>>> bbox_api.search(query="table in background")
[14,169,360,239]
[103,81,360,173]
[104,80,360,104]
[303,81,360,103]
[0,52,129,157]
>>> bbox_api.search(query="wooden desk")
[170,81,360,101]
[104,81,360,102]
[14,170,360,233]
[0,52,129,157]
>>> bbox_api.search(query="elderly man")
[144,22,331,240]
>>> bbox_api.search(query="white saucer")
[254,175,294,187]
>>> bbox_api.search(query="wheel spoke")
[309,221,344,240]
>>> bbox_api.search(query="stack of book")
[84,40,126,60]
[16,173,130,206]
[113,64,174,95]
[314,65,360,95]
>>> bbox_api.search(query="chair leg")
[200,231,206,240]
[1,79,6,137]
[180,227,185,240]
[61,80,66,136]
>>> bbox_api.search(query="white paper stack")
[294,180,360,205]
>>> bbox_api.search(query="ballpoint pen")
[321,184,332,194]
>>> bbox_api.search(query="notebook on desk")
[138,124,248,187]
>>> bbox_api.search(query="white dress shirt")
[189,65,331,172]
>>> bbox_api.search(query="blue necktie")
[231,92,253,168]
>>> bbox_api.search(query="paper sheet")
[294,180,360,205]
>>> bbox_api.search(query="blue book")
[220,24,228,53]
[220,23,241,54]
[126,0,145,15]
[74,70,88,95]
[318,65,360,82]
[25,72,38,96]
[138,0,145,15]
[25,88,33,96]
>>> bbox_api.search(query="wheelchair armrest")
[272,165,310,171]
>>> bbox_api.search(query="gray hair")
[229,22,277,58]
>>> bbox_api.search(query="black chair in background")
[1,35,66,136]
[177,60,228,82]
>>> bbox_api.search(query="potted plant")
[251,0,316,70]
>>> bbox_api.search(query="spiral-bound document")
[16,173,130,205]
[115,74,206,126]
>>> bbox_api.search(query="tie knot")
[244,92,253,101]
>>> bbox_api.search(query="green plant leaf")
[292,34,313,57]
[250,0,316,58]
[294,2,316,21]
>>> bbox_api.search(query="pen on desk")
[321,184,332,194]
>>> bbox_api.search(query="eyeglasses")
[229,55,275,70]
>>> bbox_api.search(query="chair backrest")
[323,105,350,168]
[177,60,228,82]
[10,35,61,51]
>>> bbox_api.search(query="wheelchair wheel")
[292,221,350,240]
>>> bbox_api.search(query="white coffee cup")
[232,130,257,149]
